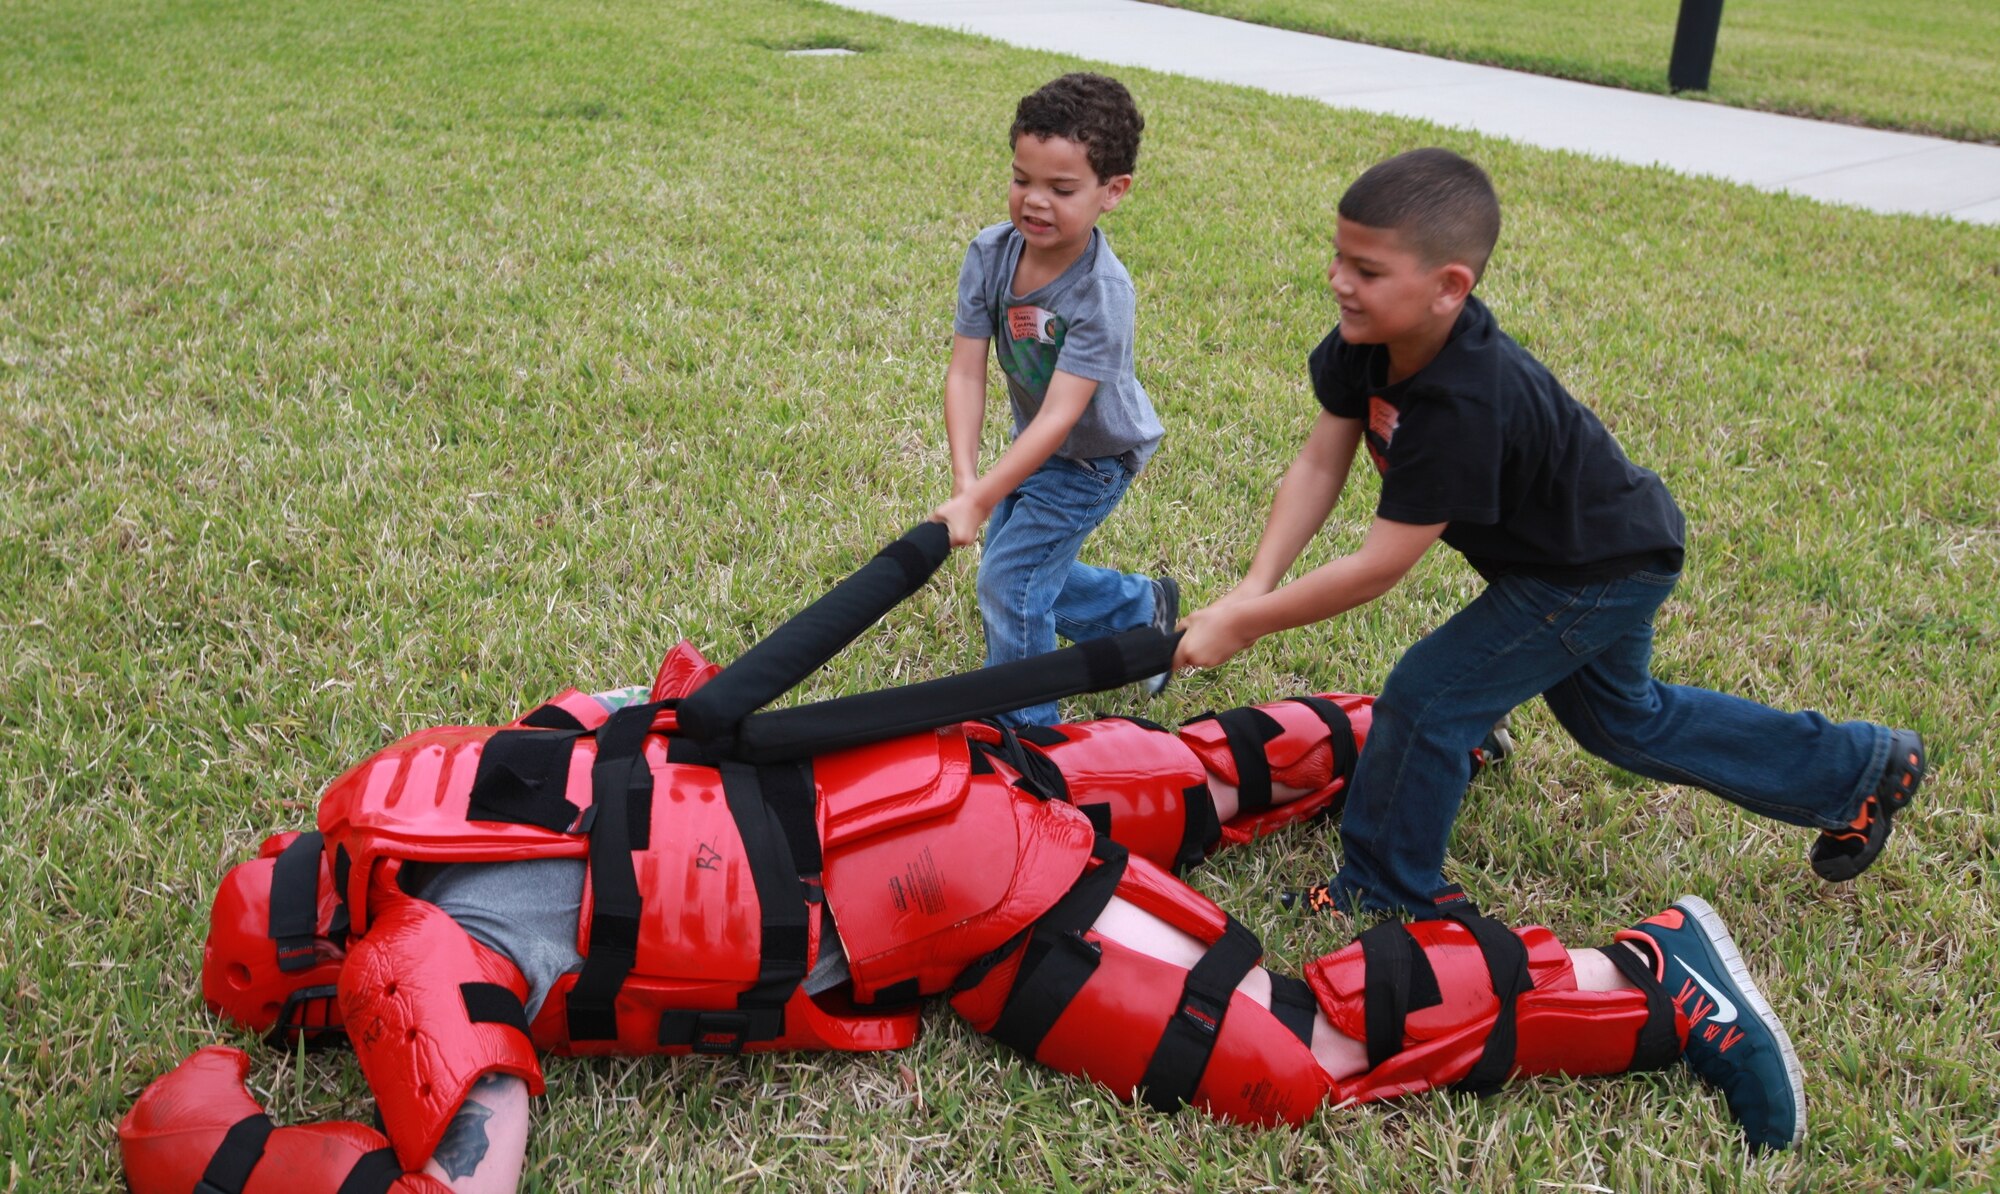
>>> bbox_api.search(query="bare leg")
[423,1073,529,1194]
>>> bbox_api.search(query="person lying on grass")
[123,663,1802,1194]
[1173,148,1924,920]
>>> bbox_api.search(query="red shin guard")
[1309,910,1686,1105]
[118,1045,448,1194]
[1178,694,1372,849]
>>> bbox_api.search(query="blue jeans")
[979,454,1156,727]
[1329,568,1895,917]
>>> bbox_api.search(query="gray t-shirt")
[953,222,1164,468]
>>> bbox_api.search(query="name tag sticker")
[1007,304,1060,345]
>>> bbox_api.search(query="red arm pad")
[119,1045,450,1194]
[339,895,545,1171]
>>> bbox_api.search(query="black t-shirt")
[1310,296,1685,582]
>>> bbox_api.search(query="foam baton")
[676,521,953,744]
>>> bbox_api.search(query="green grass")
[1148,0,2000,144]
[4,0,1999,1188]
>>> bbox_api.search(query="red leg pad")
[340,895,545,1171]
[1308,917,1686,1105]
[119,1045,449,1193]
[1178,694,1373,849]
[950,852,1335,1125]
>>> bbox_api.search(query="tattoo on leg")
[433,1094,495,1179]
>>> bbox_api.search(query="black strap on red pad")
[269,831,327,974]
[1285,695,1358,790]
[985,840,1129,1058]
[1184,705,1284,816]
[1355,919,1445,1070]
[1439,906,1532,1095]
[1598,943,1683,1072]
[195,1112,272,1194]
[335,1149,406,1194]
[1137,917,1263,1112]
[566,701,661,1041]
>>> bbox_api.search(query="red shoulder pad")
[340,895,544,1171]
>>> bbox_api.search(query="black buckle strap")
[1176,783,1221,873]
[1598,943,1683,1072]
[195,1112,273,1194]
[1286,695,1358,789]
[461,981,532,1039]
[1356,920,1443,1070]
[335,1148,407,1194]
[1138,917,1263,1112]
[985,840,1130,1057]
[1441,907,1532,1095]
[657,1007,788,1055]
[566,701,661,1042]
[718,762,812,1038]
[1196,706,1284,816]
[1266,973,1319,1048]
[268,831,325,974]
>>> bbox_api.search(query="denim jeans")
[979,454,1156,727]
[1329,568,1894,917]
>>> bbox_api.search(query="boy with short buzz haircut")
[932,72,1176,727]
[1176,147,1925,918]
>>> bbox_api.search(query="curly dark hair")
[1010,73,1144,182]
[1338,148,1501,279]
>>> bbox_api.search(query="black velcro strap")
[335,1148,406,1194]
[1441,907,1533,1095]
[566,701,661,1041]
[1106,713,1171,734]
[1267,973,1318,1047]
[1138,918,1264,1112]
[1286,695,1358,787]
[269,831,325,974]
[719,762,811,1041]
[521,702,587,731]
[757,761,821,874]
[986,842,1130,1057]
[666,736,717,766]
[1356,921,1435,1070]
[1599,945,1683,1073]
[1176,784,1221,873]
[1012,724,1069,748]
[195,1112,273,1194]
[467,728,587,832]
[1214,706,1284,816]
[461,982,532,1039]
[1080,802,1113,836]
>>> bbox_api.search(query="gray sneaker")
[1142,575,1179,697]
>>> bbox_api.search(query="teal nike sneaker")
[1626,895,1806,1150]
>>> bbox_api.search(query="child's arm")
[942,333,992,500]
[1225,411,1363,602]
[423,1072,529,1192]
[1177,515,1442,668]
[933,367,1096,547]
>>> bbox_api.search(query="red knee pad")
[119,1045,449,1194]
[1178,694,1372,849]
[1307,909,1685,1105]
[950,844,1336,1125]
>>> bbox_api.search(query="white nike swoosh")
[1673,955,1740,1024]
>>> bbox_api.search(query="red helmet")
[200,830,350,1048]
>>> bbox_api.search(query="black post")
[1668,0,1725,92]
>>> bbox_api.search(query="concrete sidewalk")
[829,0,2000,225]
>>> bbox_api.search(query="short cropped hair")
[1011,73,1145,182]
[1339,149,1501,279]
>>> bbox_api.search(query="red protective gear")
[1311,911,1687,1105]
[1177,694,1371,849]
[202,831,347,1044]
[118,1045,448,1194]
[339,895,546,1170]
[952,844,1337,1125]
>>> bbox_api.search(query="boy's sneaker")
[1141,575,1179,697]
[1625,895,1805,1151]
[1470,715,1515,773]
[1810,728,1925,883]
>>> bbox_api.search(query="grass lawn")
[4,0,1998,1188]
[1148,0,2000,145]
